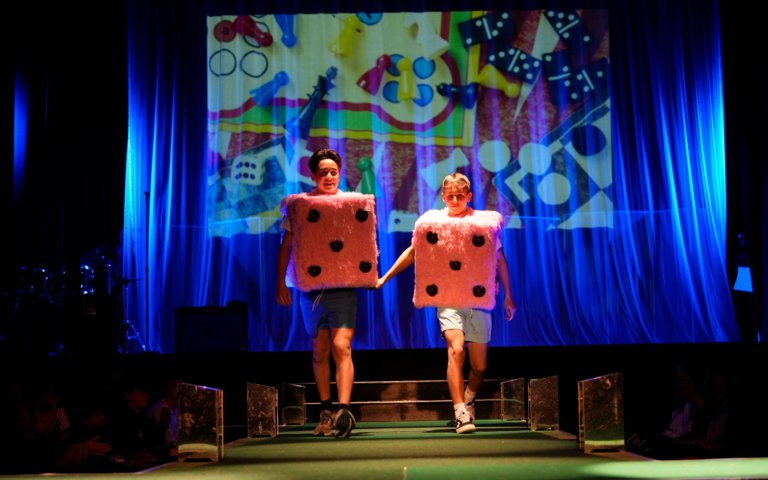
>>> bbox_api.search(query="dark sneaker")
[466,401,475,421]
[334,408,356,438]
[455,408,476,434]
[314,409,334,436]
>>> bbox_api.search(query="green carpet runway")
[8,420,768,479]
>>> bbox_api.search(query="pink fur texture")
[412,208,502,310]
[281,191,378,291]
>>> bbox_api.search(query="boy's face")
[442,186,472,216]
[311,158,340,194]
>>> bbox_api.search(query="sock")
[320,399,333,412]
[338,403,350,411]
[453,402,466,418]
[464,387,476,405]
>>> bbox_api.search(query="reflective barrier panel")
[578,372,624,453]
[528,375,559,431]
[500,378,525,421]
[247,383,278,437]
[178,383,224,462]
[281,383,306,425]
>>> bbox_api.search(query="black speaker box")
[175,306,248,352]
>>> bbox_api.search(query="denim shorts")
[437,307,492,343]
[299,288,357,338]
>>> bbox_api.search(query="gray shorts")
[437,307,492,343]
[299,288,357,338]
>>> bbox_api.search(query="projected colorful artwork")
[206,10,610,236]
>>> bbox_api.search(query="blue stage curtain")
[122,0,740,352]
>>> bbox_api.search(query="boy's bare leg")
[331,327,355,404]
[330,327,356,438]
[466,342,488,394]
[444,329,467,404]
[312,329,332,401]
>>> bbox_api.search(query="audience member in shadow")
[53,397,117,472]
[681,365,767,458]
[1,369,48,473]
[9,373,74,473]
[685,367,739,457]
[628,361,712,459]
[146,376,180,459]
[629,361,763,460]
[105,377,168,471]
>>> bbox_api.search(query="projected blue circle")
[569,124,606,156]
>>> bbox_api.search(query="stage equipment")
[247,383,278,437]
[577,372,624,453]
[500,378,525,422]
[281,383,306,426]
[528,375,559,431]
[178,383,224,463]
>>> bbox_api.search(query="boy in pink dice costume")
[377,172,515,433]
[276,148,378,439]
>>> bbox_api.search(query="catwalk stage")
[2,343,767,479]
[3,421,768,479]
[137,422,768,480]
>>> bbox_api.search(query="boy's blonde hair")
[442,172,471,193]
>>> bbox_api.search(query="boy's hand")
[504,296,516,321]
[276,283,292,306]
[375,278,386,289]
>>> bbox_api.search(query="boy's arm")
[496,247,516,320]
[276,230,293,305]
[376,245,415,288]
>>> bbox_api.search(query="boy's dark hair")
[308,148,342,173]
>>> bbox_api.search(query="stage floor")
[15,420,764,480]
[2,345,767,479]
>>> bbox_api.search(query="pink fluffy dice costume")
[281,191,378,291]
[412,208,502,310]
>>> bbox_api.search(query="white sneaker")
[466,401,475,421]
[455,408,476,434]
